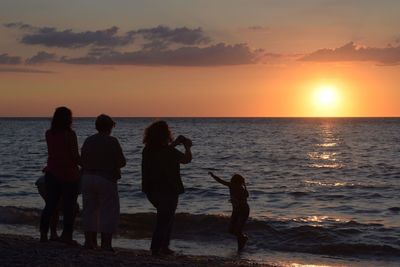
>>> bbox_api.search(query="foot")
[84,242,98,250]
[238,234,248,251]
[49,234,59,241]
[40,233,48,243]
[151,249,161,256]
[160,247,175,255]
[101,246,115,252]
[59,236,79,246]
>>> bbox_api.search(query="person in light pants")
[81,114,126,251]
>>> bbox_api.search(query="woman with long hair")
[141,120,192,256]
[40,107,80,244]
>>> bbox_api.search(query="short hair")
[51,106,72,132]
[95,114,115,132]
[143,120,173,147]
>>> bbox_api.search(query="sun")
[314,85,338,107]
[310,84,343,116]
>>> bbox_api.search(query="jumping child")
[209,171,249,251]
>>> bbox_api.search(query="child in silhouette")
[209,172,249,251]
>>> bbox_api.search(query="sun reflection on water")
[304,180,354,187]
[307,123,344,169]
[293,215,345,223]
[288,264,340,267]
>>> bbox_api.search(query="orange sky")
[1,62,399,117]
[1,0,400,117]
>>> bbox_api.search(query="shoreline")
[0,233,274,267]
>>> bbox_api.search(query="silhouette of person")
[80,114,126,251]
[40,107,81,245]
[141,121,192,256]
[209,172,249,251]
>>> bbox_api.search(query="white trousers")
[81,174,120,234]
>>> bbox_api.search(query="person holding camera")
[141,120,192,256]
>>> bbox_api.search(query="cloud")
[0,53,22,64]
[301,42,400,65]
[0,67,54,73]
[26,51,57,64]
[248,25,270,32]
[20,26,134,48]
[3,22,36,31]
[4,23,266,66]
[7,23,210,49]
[132,26,211,48]
[61,43,261,66]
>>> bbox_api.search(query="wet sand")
[0,234,274,267]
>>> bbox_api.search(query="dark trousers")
[40,173,79,238]
[146,192,178,250]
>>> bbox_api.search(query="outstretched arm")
[209,172,230,187]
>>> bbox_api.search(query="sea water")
[0,118,399,266]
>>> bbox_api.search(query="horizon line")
[1,116,399,119]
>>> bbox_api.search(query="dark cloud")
[21,26,134,48]
[248,25,270,32]
[7,23,210,49]
[3,22,36,30]
[301,42,400,65]
[0,67,54,73]
[0,53,22,64]
[26,51,57,64]
[132,26,211,48]
[4,23,266,66]
[61,43,260,66]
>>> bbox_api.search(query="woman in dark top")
[40,107,80,244]
[141,121,192,256]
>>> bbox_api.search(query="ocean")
[0,118,399,266]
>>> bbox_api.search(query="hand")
[176,135,186,144]
[171,135,185,147]
[183,137,192,148]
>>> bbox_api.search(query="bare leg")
[49,210,59,240]
[84,231,97,249]
[101,233,113,251]
[237,233,248,251]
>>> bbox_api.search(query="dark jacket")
[81,133,126,181]
[141,145,184,195]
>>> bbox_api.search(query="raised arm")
[171,135,192,164]
[209,172,230,187]
[180,143,192,164]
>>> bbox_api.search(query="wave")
[1,206,399,258]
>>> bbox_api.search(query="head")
[50,106,72,132]
[231,174,245,187]
[143,120,173,147]
[95,114,115,134]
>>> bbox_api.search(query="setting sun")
[310,84,343,117]
[314,85,338,107]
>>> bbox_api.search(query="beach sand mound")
[0,234,272,267]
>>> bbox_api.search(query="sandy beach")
[0,234,273,267]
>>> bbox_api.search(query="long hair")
[50,106,72,132]
[231,174,245,187]
[143,120,173,147]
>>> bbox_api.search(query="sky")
[1,0,400,117]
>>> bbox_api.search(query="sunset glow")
[0,1,399,117]
[314,85,338,107]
